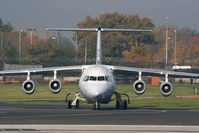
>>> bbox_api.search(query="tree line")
[73,12,199,68]
[0,18,75,69]
[0,12,199,69]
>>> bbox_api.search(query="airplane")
[0,26,199,110]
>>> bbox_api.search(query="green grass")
[0,83,199,108]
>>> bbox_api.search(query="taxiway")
[0,102,199,125]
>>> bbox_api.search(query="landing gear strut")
[93,102,100,110]
[114,92,130,109]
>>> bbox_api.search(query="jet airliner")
[0,26,199,110]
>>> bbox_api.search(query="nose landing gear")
[93,102,100,110]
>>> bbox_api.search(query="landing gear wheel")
[68,100,72,109]
[93,102,100,110]
[75,100,79,109]
[123,100,127,109]
[116,100,120,109]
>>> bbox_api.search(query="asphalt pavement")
[0,102,199,125]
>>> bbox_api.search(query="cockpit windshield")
[90,76,97,81]
[83,75,89,82]
[98,76,105,81]
[83,75,112,82]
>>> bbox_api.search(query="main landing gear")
[65,91,85,109]
[114,92,130,109]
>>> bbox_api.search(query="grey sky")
[0,0,199,37]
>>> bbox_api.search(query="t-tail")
[46,26,152,65]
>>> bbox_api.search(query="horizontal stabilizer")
[46,28,98,32]
[46,27,152,32]
[101,29,152,32]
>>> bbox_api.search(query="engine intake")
[160,82,173,97]
[22,80,35,95]
[133,80,146,95]
[49,79,62,94]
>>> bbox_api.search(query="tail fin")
[46,26,152,65]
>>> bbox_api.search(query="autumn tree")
[32,24,40,45]
[44,30,50,41]
[73,12,155,66]
[153,25,199,67]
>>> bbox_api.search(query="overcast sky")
[0,0,199,37]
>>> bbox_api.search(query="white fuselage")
[79,65,115,104]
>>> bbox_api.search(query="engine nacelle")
[22,80,35,95]
[49,79,62,94]
[133,80,146,95]
[160,82,173,97]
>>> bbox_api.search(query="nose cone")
[91,89,103,101]
[94,92,100,98]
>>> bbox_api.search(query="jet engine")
[22,80,35,95]
[160,82,173,97]
[49,79,62,94]
[133,80,146,95]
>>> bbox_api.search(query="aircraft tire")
[116,100,120,109]
[75,100,79,109]
[123,100,127,109]
[68,100,72,109]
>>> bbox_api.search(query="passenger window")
[83,76,89,82]
[105,76,112,82]
[90,76,96,81]
[98,76,105,81]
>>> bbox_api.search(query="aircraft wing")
[105,65,199,78]
[0,65,87,75]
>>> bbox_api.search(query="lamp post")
[85,33,87,64]
[75,32,78,63]
[0,28,3,49]
[18,30,23,63]
[57,31,61,46]
[165,17,169,67]
[174,30,177,66]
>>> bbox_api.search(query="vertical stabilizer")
[96,26,102,64]
[46,27,152,65]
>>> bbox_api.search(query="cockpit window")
[105,76,112,82]
[98,76,105,81]
[90,76,97,81]
[83,75,89,82]
[83,75,112,82]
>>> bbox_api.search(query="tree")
[73,12,155,65]
[44,30,50,41]
[28,41,75,66]
[33,24,40,45]
[0,18,13,32]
